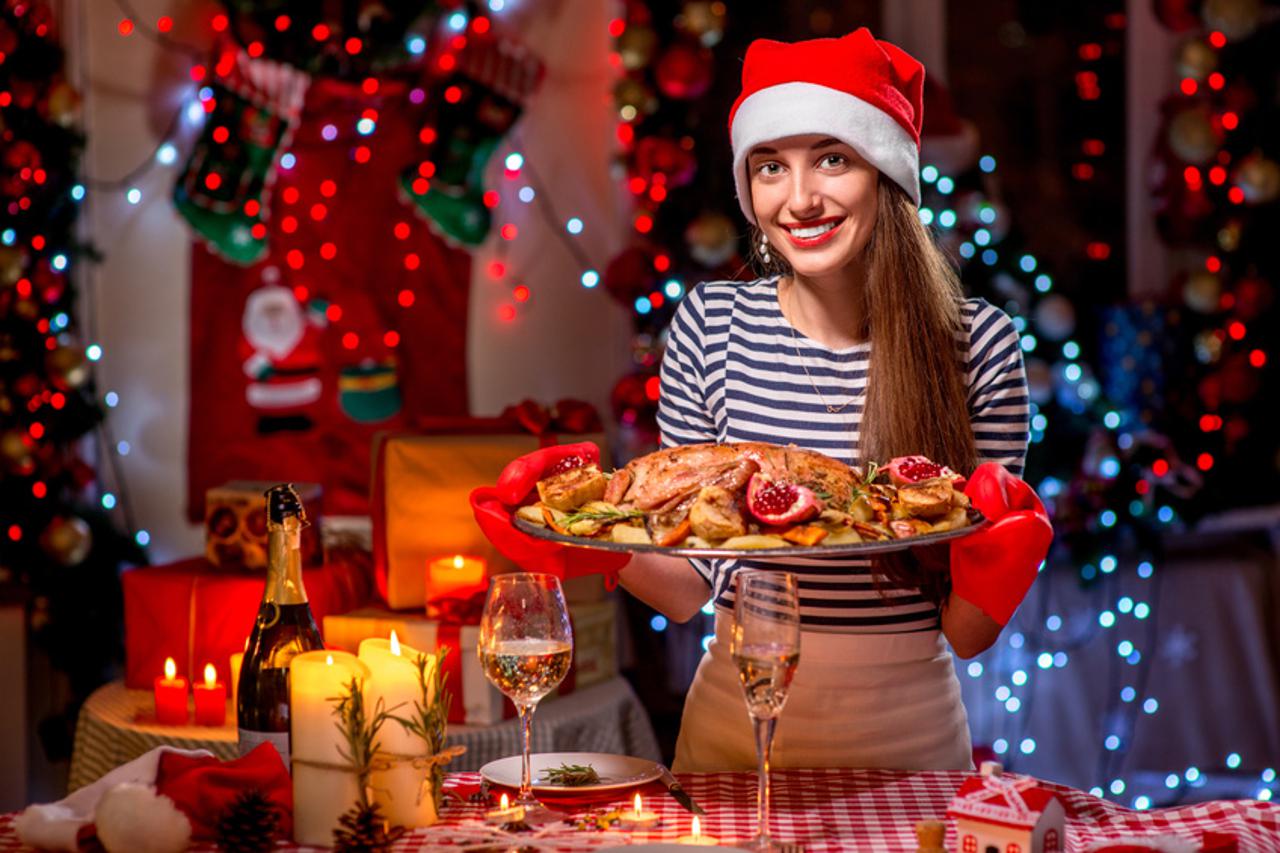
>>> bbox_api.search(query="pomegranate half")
[884,455,964,488]
[746,473,820,525]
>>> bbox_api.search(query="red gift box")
[123,557,371,690]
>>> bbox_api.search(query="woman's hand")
[941,594,1000,658]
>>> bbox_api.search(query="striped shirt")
[656,277,1030,634]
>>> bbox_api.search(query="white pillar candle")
[291,650,371,847]
[358,632,440,828]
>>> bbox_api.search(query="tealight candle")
[618,792,660,830]
[485,793,526,825]
[153,657,188,725]
[426,554,486,603]
[193,663,226,726]
[677,815,718,845]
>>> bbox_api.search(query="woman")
[472,29,1051,772]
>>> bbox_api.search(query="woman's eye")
[821,154,847,168]
[757,162,781,176]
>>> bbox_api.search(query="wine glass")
[731,570,801,852]
[478,572,574,809]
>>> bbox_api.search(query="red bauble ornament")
[1,140,43,196]
[654,41,713,99]
[3,140,42,172]
[603,245,659,307]
[32,260,65,305]
[1219,353,1260,404]
[0,21,18,57]
[610,371,659,426]
[1232,275,1273,320]
[632,136,696,188]
[1152,0,1203,31]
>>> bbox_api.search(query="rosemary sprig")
[389,647,458,811]
[557,507,645,528]
[330,677,396,809]
[540,762,601,786]
[847,461,883,510]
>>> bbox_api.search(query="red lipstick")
[780,216,845,249]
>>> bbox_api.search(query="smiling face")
[747,134,879,280]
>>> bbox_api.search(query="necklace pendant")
[826,405,840,414]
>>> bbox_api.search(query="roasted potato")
[927,505,970,532]
[824,529,864,545]
[889,518,933,538]
[612,524,652,545]
[516,504,548,526]
[689,485,747,540]
[537,464,608,511]
[897,477,957,519]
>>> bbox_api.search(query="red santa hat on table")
[728,28,925,224]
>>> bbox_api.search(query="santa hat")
[728,28,925,224]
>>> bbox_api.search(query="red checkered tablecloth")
[2,768,1277,851]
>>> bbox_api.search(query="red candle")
[153,657,188,725]
[193,662,226,727]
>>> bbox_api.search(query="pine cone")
[215,788,281,853]
[332,801,405,853]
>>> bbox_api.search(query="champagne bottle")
[236,484,324,769]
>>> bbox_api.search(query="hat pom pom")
[95,783,192,853]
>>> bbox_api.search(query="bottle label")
[239,729,291,773]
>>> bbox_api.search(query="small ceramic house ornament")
[947,761,1066,853]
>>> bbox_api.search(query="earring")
[759,232,771,265]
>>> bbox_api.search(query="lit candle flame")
[634,792,643,816]
[499,793,509,810]
[390,629,401,656]
[204,663,216,688]
[453,554,465,569]
[692,815,702,838]
[164,657,176,680]
[326,654,334,665]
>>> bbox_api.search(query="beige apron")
[673,612,975,772]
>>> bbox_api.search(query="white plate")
[480,751,662,793]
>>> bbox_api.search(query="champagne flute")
[478,572,574,809]
[731,570,801,852]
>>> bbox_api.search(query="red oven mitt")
[949,462,1053,626]
[470,441,632,587]
[154,742,292,840]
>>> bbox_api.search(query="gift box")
[322,598,617,725]
[372,401,605,610]
[204,481,323,571]
[123,557,371,690]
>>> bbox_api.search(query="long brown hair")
[751,176,978,605]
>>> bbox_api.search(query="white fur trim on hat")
[731,81,921,223]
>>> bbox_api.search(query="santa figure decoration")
[238,272,326,434]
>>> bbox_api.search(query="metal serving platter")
[513,507,988,561]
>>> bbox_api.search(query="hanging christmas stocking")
[400,34,544,247]
[173,47,309,265]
